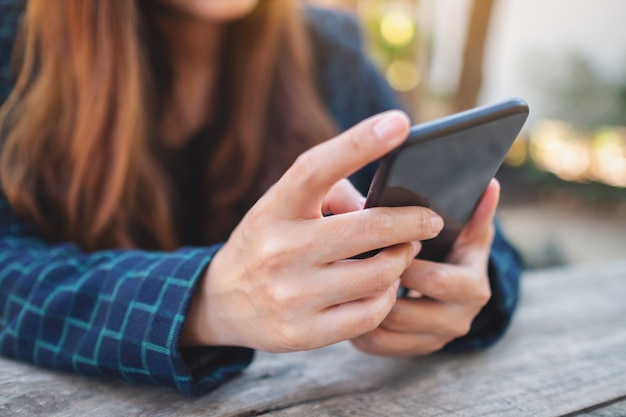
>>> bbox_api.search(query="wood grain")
[1,260,626,417]
[575,398,626,417]
[270,261,626,417]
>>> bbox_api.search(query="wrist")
[179,267,211,347]
[179,247,239,348]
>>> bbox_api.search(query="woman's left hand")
[351,179,501,357]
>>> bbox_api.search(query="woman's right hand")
[180,111,444,352]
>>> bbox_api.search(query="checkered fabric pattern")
[0,2,522,395]
[0,192,253,394]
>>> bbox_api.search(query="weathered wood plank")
[1,260,625,417]
[576,398,626,417]
[266,261,626,417]
[0,342,399,417]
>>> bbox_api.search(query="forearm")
[0,193,253,395]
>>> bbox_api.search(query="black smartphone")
[363,98,529,262]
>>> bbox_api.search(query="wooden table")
[2,260,626,417]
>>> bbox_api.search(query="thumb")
[448,178,501,266]
[321,179,366,215]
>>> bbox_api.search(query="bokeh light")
[380,11,414,47]
[505,136,529,167]
[529,120,626,187]
[386,60,420,92]
[590,129,626,187]
[529,120,591,182]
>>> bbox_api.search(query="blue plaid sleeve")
[306,6,522,351]
[0,192,253,395]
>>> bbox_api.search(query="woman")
[0,0,521,395]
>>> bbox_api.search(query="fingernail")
[431,214,444,233]
[358,196,367,208]
[373,112,408,141]
[393,278,401,291]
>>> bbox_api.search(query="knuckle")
[431,278,451,299]
[246,206,264,226]
[275,322,308,352]
[255,238,291,272]
[362,311,384,332]
[403,207,436,239]
[415,209,433,234]
[265,283,297,311]
[369,258,396,292]
[477,285,492,306]
[343,128,365,156]
[472,274,492,306]
[243,208,269,238]
[422,268,449,298]
[362,310,383,334]
[363,208,396,237]
[291,150,321,188]
[360,301,391,334]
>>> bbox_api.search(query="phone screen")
[364,99,529,262]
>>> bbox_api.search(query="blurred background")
[313,0,626,269]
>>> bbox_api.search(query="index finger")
[276,111,410,218]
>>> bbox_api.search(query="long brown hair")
[0,0,336,251]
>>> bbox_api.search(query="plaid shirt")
[0,2,522,395]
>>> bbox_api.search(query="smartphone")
[363,98,529,262]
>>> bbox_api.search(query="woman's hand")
[351,179,501,357]
[180,111,445,352]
